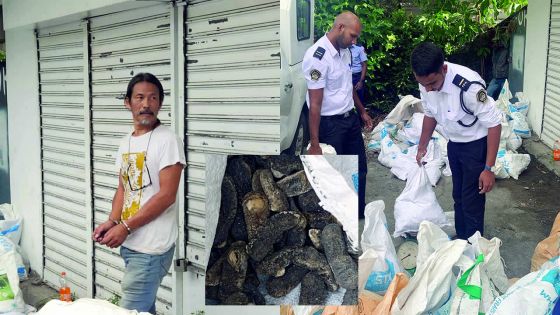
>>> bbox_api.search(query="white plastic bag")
[0,204,23,245]
[384,95,423,125]
[0,237,27,281]
[359,201,403,294]
[510,112,531,138]
[204,154,228,268]
[510,92,530,115]
[416,221,451,268]
[322,155,359,193]
[495,150,531,180]
[506,132,522,152]
[34,298,152,315]
[396,112,425,145]
[391,236,468,315]
[487,267,560,315]
[0,248,24,313]
[393,166,450,237]
[494,80,512,115]
[390,141,444,186]
[378,128,405,168]
[301,155,358,251]
[449,232,509,315]
[467,232,509,293]
[306,143,337,155]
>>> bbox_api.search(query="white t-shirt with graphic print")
[115,124,186,255]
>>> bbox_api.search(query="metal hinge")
[174,258,190,271]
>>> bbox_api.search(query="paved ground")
[363,138,560,278]
[20,271,58,311]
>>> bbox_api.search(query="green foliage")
[0,51,5,61]
[108,294,121,306]
[314,0,527,112]
[190,311,205,315]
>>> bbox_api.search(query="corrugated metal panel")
[89,4,174,314]
[543,1,560,147]
[184,0,280,271]
[37,21,90,298]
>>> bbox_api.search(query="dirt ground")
[363,148,560,278]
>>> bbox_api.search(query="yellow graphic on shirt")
[121,152,146,220]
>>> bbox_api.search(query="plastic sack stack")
[493,81,531,180]
[369,81,532,181]
[0,204,27,282]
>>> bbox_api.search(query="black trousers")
[319,110,367,218]
[352,73,365,105]
[447,136,487,240]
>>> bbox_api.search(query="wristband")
[484,165,493,172]
[109,218,120,226]
[121,220,132,234]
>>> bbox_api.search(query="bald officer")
[303,11,373,218]
[412,42,503,240]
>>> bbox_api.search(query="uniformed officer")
[411,42,503,240]
[302,11,373,218]
[350,43,367,106]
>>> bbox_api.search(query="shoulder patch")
[310,69,321,81]
[313,47,326,60]
[452,74,470,92]
[476,89,488,103]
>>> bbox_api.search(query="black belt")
[322,110,355,119]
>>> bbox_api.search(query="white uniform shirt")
[420,62,503,143]
[350,44,367,74]
[302,34,354,116]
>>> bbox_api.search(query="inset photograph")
[204,155,359,306]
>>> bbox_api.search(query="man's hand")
[479,169,495,194]
[416,146,427,165]
[355,81,363,91]
[100,224,128,248]
[92,220,115,243]
[307,143,323,155]
[361,111,373,131]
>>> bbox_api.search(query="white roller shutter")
[89,4,174,314]
[37,21,93,298]
[184,0,280,270]
[543,0,560,147]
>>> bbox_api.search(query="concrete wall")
[3,0,133,30]
[524,0,551,136]
[5,26,42,273]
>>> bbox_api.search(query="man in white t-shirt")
[92,73,186,314]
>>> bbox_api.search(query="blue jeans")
[487,78,506,101]
[120,245,175,314]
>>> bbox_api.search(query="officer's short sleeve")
[302,49,328,89]
[359,47,367,62]
[420,89,434,118]
[465,85,503,128]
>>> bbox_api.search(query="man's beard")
[139,118,153,126]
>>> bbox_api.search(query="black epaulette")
[451,74,488,128]
[313,47,326,60]
[452,74,472,91]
